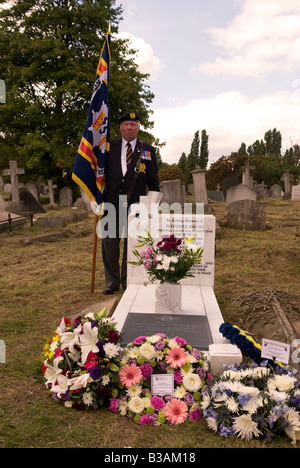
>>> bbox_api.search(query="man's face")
[120,120,140,142]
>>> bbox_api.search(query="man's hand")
[90,201,103,216]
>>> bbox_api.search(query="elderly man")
[100,112,160,295]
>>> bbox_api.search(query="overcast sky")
[116,0,300,165]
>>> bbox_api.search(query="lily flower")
[78,322,100,364]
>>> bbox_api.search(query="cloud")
[153,89,300,164]
[192,0,300,77]
[117,32,162,80]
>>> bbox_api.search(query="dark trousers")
[101,201,128,291]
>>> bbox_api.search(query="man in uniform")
[100,112,160,295]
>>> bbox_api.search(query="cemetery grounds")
[0,199,299,448]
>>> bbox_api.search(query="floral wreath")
[219,322,285,369]
[42,309,122,410]
[201,361,300,444]
[109,334,212,426]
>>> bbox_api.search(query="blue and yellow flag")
[72,28,111,205]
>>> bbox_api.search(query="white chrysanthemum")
[222,370,240,381]
[174,386,187,399]
[101,375,110,386]
[146,335,161,344]
[225,396,239,413]
[186,354,198,364]
[267,374,297,393]
[200,393,211,410]
[180,364,192,376]
[233,414,262,441]
[252,367,271,379]
[182,373,202,393]
[267,389,289,402]
[239,385,260,398]
[119,400,128,415]
[128,397,145,414]
[168,339,178,348]
[103,342,120,359]
[128,346,140,359]
[82,392,93,407]
[206,417,218,432]
[139,343,156,361]
[126,385,142,398]
[156,351,164,361]
[143,397,152,408]
[243,397,263,414]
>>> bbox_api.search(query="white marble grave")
[111,197,242,373]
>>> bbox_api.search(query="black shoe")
[102,287,119,295]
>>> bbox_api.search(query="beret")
[118,112,140,125]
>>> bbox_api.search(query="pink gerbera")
[166,346,188,369]
[119,363,143,388]
[165,399,188,425]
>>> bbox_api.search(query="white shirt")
[121,137,137,176]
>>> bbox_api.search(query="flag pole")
[91,215,99,294]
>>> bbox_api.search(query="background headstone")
[270,184,282,198]
[281,172,293,198]
[159,179,185,207]
[226,184,257,206]
[19,187,46,213]
[46,180,58,204]
[191,166,208,206]
[0,193,6,211]
[227,199,266,230]
[59,186,73,207]
[291,185,300,201]
[24,181,39,201]
[221,176,240,198]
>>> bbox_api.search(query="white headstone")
[0,340,6,364]
[291,185,300,201]
[127,208,216,288]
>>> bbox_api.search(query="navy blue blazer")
[103,138,160,206]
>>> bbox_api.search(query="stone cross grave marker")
[2,160,25,204]
[241,160,255,188]
[46,180,58,204]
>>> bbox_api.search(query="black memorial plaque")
[121,313,212,350]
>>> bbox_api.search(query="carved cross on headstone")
[241,160,255,189]
[46,180,58,204]
[2,160,25,203]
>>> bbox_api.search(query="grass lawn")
[0,199,299,448]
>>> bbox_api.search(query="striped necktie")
[126,142,133,166]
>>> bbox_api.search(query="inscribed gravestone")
[127,211,216,287]
[160,179,185,206]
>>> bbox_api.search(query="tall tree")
[0,0,155,183]
[199,129,209,170]
[264,128,282,158]
[177,152,187,174]
[186,130,200,185]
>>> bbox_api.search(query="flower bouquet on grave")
[201,361,300,444]
[42,309,122,410]
[128,230,204,312]
[109,333,213,426]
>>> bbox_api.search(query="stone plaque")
[121,313,213,350]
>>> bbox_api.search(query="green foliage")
[158,164,185,182]
[0,0,155,185]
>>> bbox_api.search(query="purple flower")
[139,414,154,426]
[90,366,102,381]
[151,396,165,411]
[157,361,166,372]
[140,363,153,379]
[197,367,206,379]
[189,408,202,422]
[184,393,195,406]
[191,348,202,360]
[155,340,166,351]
